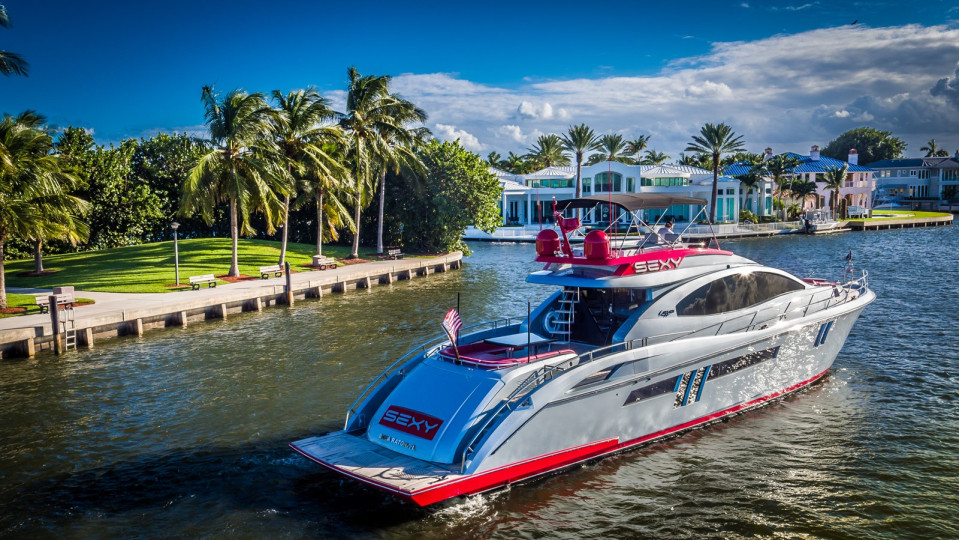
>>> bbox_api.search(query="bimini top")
[555,194,708,212]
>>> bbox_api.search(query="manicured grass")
[4,239,383,294]
[1,293,95,318]
[866,210,952,220]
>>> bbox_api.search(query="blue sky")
[3,0,959,161]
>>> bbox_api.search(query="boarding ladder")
[554,287,579,343]
[59,305,77,351]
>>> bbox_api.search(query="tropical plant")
[625,135,651,160]
[822,164,849,218]
[389,139,502,255]
[586,134,631,165]
[57,128,165,250]
[502,152,528,174]
[0,111,88,308]
[271,87,345,264]
[731,153,766,214]
[765,154,801,222]
[526,134,570,169]
[677,152,713,170]
[920,139,949,158]
[641,150,670,165]
[685,123,746,222]
[791,179,819,212]
[486,151,502,167]
[181,86,286,277]
[340,67,429,257]
[0,5,28,77]
[820,127,907,165]
[560,124,600,203]
[371,108,428,255]
[294,139,354,258]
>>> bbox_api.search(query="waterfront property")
[493,162,770,226]
[725,146,875,216]
[867,150,959,209]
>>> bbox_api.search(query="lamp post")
[171,222,180,286]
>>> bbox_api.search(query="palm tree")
[271,88,344,265]
[678,152,713,170]
[823,164,849,218]
[641,150,670,165]
[295,139,355,258]
[503,152,528,174]
[586,134,632,165]
[920,139,949,158]
[527,134,569,169]
[0,5,28,77]
[685,123,746,222]
[181,86,285,277]
[625,135,651,161]
[0,111,87,308]
[731,153,766,214]
[486,151,502,167]
[764,154,801,222]
[372,105,428,255]
[791,179,819,213]
[559,124,600,203]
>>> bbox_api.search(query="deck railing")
[457,270,869,470]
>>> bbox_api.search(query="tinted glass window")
[677,272,803,316]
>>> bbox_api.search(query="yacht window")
[676,272,804,316]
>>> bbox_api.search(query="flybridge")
[533,194,728,270]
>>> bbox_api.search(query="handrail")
[343,316,525,430]
[457,271,872,470]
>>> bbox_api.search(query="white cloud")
[516,101,554,120]
[354,24,959,158]
[684,80,733,99]
[496,124,527,144]
[434,123,483,151]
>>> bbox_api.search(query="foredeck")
[290,431,462,495]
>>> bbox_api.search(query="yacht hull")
[291,298,870,506]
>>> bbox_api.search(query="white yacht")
[291,194,875,506]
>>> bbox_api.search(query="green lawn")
[5,239,383,294]
[866,210,952,220]
[1,293,96,318]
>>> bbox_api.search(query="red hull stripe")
[293,368,829,506]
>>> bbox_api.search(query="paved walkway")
[1,254,462,335]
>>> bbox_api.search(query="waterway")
[1,227,957,539]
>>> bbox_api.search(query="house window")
[910,170,917,177]
[626,177,635,192]
[583,178,591,193]
[594,172,622,192]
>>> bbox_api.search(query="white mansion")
[491,146,874,225]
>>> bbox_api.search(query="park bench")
[387,248,404,260]
[35,293,75,314]
[259,264,284,279]
[189,274,217,290]
[312,255,338,270]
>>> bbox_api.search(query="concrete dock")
[0,252,463,359]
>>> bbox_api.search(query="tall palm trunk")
[376,170,386,254]
[33,239,43,273]
[315,192,324,257]
[278,195,290,265]
[351,198,361,259]
[229,197,240,277]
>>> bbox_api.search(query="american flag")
[442,308,462,344]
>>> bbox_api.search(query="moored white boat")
[291,194,875,506]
